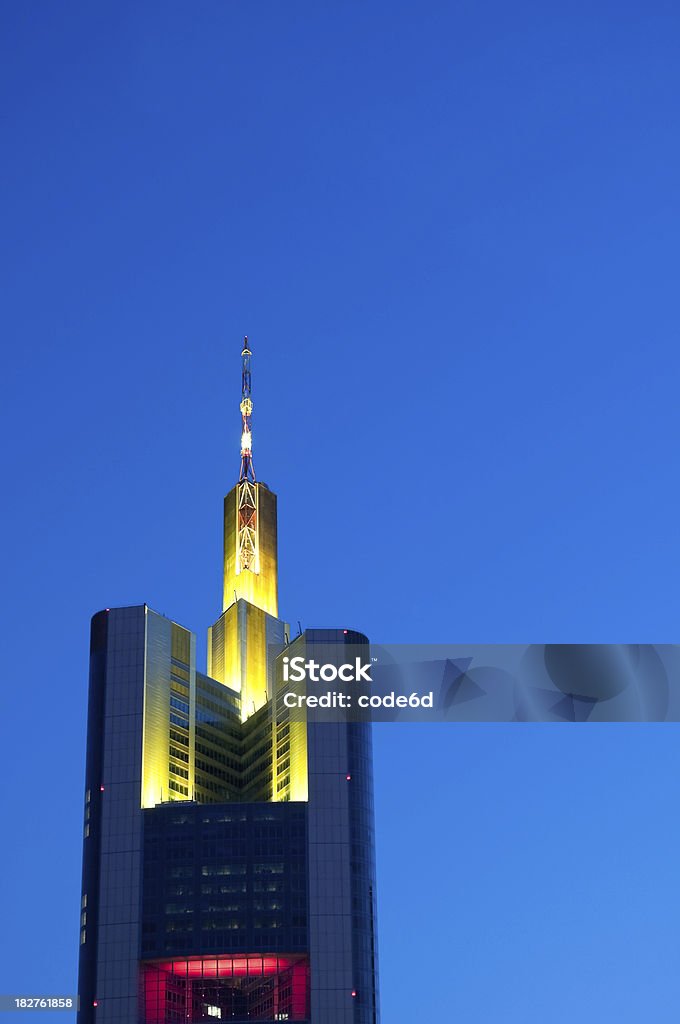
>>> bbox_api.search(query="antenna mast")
[236,336,259,577]
[239,336,255,482]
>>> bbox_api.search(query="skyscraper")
[77,339,380,1024]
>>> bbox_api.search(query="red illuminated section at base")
[142,955,309,1023]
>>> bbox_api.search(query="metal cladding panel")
[307,722,354,1024]
[77,610,109,1024]
[95,606,146,1024]
[346,722,379,1024]
[304,630,379,1024]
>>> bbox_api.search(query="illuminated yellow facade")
[140,471,307,807]
[139,339,308,808]
[141,615,198,809]
[211,473,284,721]
[208,598,285,721]
[222,481,278,617]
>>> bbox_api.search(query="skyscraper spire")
[239,336,255,482]
[223,334,277,621]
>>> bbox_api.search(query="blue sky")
[2,2,680,1020]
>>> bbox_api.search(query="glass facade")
[141,803,308,958]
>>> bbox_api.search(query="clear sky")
[2,2,680,1021]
